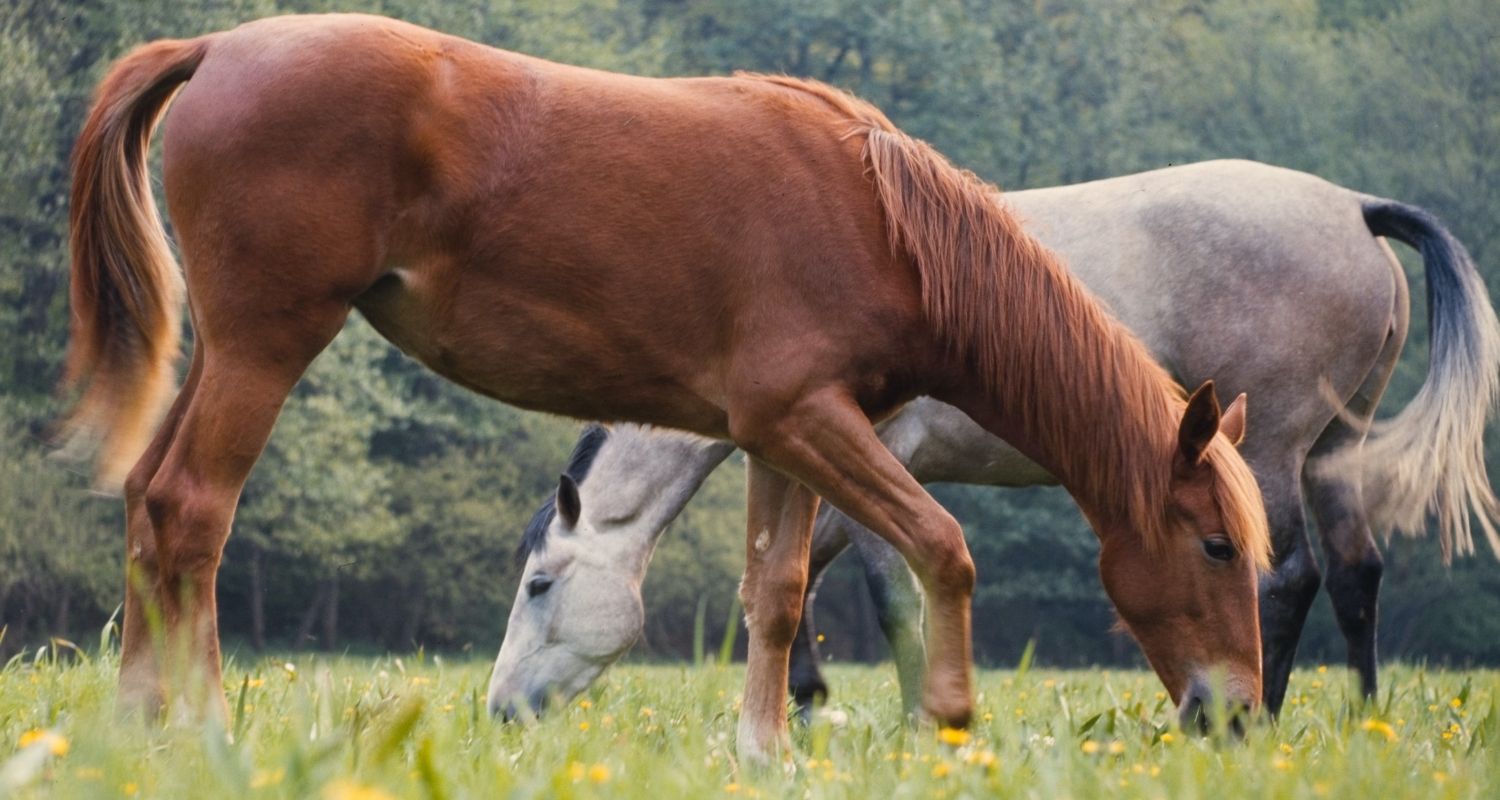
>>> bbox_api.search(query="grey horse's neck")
[580,424,737,576]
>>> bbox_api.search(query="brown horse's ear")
[1178,380,1221,466]
[557,474,582,529]
[1220,393,1247,448]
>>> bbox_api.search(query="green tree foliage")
[1,0,1498,668]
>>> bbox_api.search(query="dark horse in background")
[62,14,1267,763]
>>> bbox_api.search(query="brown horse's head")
[1093,381,1267,734]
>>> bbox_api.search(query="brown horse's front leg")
[736,458,821,769]
[738,390,975,733]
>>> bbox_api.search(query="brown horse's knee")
[913,510,974,592]
[741,572,807,648]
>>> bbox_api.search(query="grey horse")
[488,159,1500,719]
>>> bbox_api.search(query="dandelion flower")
[18,729,68,757]
[588,764,611,783]
[322,779,397,800]
[1360,719,1397,742]
[1107,741,1126,755]
[1081,741,1101,755]
[1450,697,1463,709]
[937,727,970,746]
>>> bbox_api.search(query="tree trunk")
[294,581,327,650]
[320,573,338,651]
[248,545,266,651]
[52,590,69,637]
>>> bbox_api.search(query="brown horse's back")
[161,14,928,435]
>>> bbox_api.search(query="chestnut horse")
[62,14,1268,761]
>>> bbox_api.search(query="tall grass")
[0,640,1494,798]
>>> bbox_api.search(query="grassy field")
[1,642,1495,798]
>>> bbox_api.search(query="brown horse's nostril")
[1179,687,1253,739]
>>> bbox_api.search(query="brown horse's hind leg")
[118,344,205,718]
[733,390,975,739]
[139,300,349,720]
[737,458,821,766]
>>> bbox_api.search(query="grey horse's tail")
[1354,198,1500,562]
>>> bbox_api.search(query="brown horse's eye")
[1203,536,1236,562]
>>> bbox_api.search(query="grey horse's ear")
[557,474,581,529]
[1219,393,1247,447]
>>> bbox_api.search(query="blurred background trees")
[2,0,1498,668]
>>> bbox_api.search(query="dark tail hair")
[1351,199,1500,561]
[60,36,212,490]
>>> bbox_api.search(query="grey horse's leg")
[847,523,927,719]
[788,505,851,722]
[1256,467,1322,717]
[1304,314,1404,703]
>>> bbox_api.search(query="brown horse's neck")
[844,102,1187,542]
[971,245,1186,538]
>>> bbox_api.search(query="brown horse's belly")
[353,269,732,435]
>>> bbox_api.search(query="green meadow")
[3,642,1494,798]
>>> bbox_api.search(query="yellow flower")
[248,678,265,689]
[937,727,970,746]
[1433,771,1449,784]
[1450,697,1463,709]
[18,729,68,757]
[725,783,741,794]
[640,707,655,718]
[587,763,611,784]
[1272,757,1292,771]
[1149,765,1161,777]
[323,779,397,800]
[816,634,825,643]
[579,699,592,710]
[122,782,140,796]
[251,768,286,788]
[569,762,586,782]
[1279,743,1293,754]
[1317,665,1328,675]
[931,762,951,778]
[1107,741,1126,755]
[1081,740,1101,755]
[1159,733,1175,745]
[578,721,590,732]
[1360,719,1397,742]
[967,750,998,770]
[982,712,994,722]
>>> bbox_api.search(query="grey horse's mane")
[514,424,610,565]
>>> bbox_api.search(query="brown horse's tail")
[1342,199,1500,561]
[60,36,212,491]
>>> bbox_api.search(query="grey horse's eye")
[1203,536,1236,562]
[526,575,554,599]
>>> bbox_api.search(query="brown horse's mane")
[743,73,1270,568]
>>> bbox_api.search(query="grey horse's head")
[487,426,647,719]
